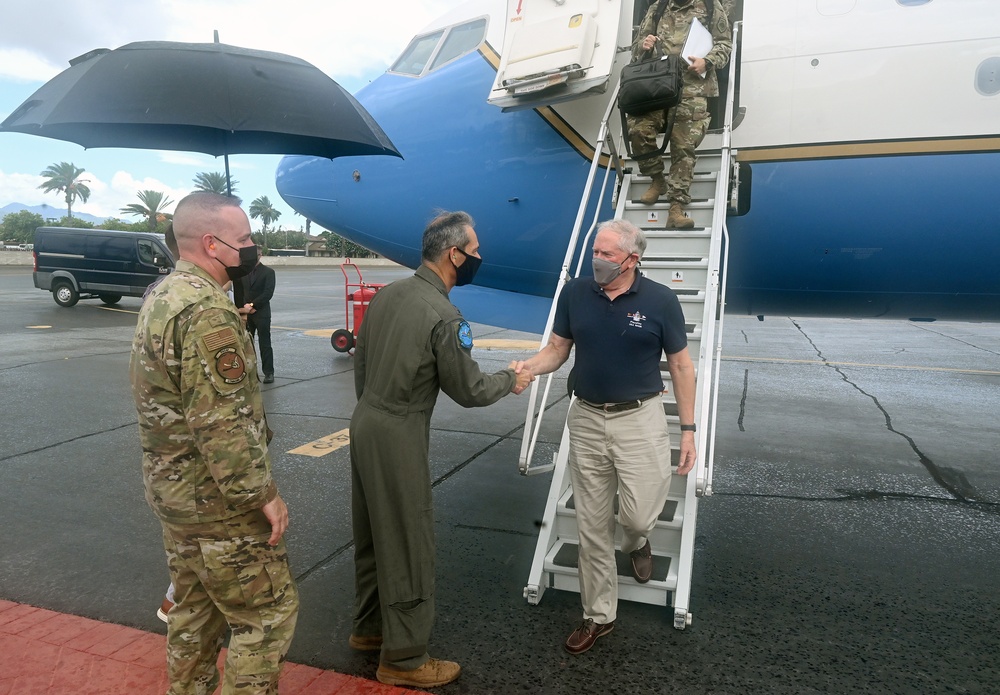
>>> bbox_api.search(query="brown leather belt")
[578,393,660,413]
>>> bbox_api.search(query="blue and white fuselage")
[276,0,1000,330]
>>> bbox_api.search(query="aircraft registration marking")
[289,428,350,457]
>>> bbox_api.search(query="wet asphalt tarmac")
[1,264,999,694]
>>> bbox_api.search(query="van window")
[50,234,86,256]
[89,235,133,262]
[137,239,157,264]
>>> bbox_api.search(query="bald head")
[173,192,244,247]
[172,191,252,285]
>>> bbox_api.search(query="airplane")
[275,0,1000,333]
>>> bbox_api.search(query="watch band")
[680,423,696,432]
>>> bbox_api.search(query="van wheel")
[53,280,79,307]
[98,294,122,305]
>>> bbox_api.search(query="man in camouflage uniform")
[349,211,533,689]
[130,192,298,695]
[628,0,733,228]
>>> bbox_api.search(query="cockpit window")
[389,17,488,77]
[390,30,444,76]
[430,18,487,71]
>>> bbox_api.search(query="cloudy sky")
[0,0,459,230]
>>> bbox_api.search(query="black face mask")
[213,237,258,281]
[453,247,482,287]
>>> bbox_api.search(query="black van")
[33,227,175,307]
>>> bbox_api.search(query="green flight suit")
[349,264,515,670]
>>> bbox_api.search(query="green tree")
[100,217,148,232]
[193,171,237,195]
[0,210,44,243]
[38,162,91,219]
[249,196,281,248]
[120,190,174,232]
[50,216,94,229]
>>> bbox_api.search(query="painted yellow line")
[475,339,541,350]
[26,325,52,329]
[288,428,350,457]
[723,355,1000,377]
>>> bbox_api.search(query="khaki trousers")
[567,396,672,624]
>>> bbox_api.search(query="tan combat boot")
[377,657,462,688]
[668,202,695,229]
[639,174,667,205]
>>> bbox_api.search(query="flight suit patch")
[457,321,474,349]
[214,347,247,384]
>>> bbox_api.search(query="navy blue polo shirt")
[552,272,688,404]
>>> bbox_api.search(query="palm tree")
[249,196,281,248]
[193,171,237,195]
[120,190,174,232]
[38,162,91,219]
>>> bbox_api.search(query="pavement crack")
[294,540,355,584]
[453,523,535,537]
[790,319,980,503]
[714,490,1000,514]
[913,323,1000,357]
[738,368,748,432]
[0,421,136,463]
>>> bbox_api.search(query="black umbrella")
[0,40,400,192]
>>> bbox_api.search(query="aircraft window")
[430,18,487,72]
[390,30,444,76]
[896,0,931,5]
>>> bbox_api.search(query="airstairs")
[518,23,741,630]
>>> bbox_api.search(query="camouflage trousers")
[627,96,711,205]
[160,510,299,695]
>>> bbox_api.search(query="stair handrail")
[700,18,741,495]
[518,81,624,475]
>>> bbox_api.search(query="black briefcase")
[618,51,683,116]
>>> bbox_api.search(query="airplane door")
[487,0,626,111]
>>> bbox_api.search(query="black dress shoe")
[564,619,614,654]
[263,374,274,383]
[630,540,653,583]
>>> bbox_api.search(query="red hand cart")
[331,261,385,353]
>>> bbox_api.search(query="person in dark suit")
[235,248,276,383]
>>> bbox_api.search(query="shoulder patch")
[213,346,247,384]
[457,320,474,349]
[202,326,238,352]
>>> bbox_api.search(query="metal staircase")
[519,22,741,630]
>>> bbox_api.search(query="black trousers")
[247,314,273,376]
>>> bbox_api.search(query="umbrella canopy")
[0,40,401,167]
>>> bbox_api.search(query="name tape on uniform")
[288,428,350,457]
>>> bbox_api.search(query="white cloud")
[0,49,63,83]
[0,170,48,206]
[73,171,190,219]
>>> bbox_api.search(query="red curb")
[0,602,429,695]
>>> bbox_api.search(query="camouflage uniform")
[627,0,733,204]
[350,265,515,670]
[130,260,298,695]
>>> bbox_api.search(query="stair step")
[543,540,679,602]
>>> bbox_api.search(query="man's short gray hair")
[173,192,243,238]
[597,219,647,258]
[422,211,474,262]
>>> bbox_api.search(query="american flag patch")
[202,327,237,352]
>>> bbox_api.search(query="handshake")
[508,360,534,395]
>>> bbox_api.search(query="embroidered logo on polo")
[457,320,474,349]
[214,347,247,384]
[627,311,647,328]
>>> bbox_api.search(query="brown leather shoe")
[156,597,173,623]
[376,657,461,687]
[348,634,383,651]
[630,540,653,583]
[564,619,614,654]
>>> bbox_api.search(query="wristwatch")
[680,423,696,432]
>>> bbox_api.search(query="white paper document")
[681,18,713,78]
